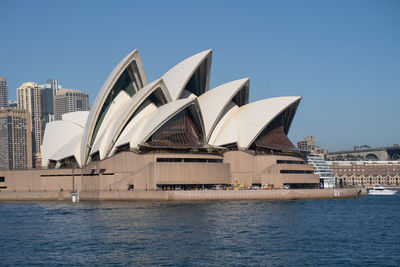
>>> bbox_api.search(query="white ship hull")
[368,188,398,195]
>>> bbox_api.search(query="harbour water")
[1,194,399,266]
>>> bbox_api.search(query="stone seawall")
[0,188,365,201]
[0,191,71,201]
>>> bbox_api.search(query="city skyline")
[0,76,89,170]
[1,0,399,151]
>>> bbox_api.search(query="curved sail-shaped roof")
[61,111,90,128]
[97,79,171,159]
[48,134,82,162]
[40,49,305,169]
[90,130,105,157]
[115,98,204,150]
[210,96,301,149]
[208,102,240,146]
[111,103,158,153]
[130,98,199,149]
[41,121,83,167]
[162,50,212,100]
[80,49,147,166]
[197,78,249,141]
[90,90,131,156]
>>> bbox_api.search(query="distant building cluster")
[328,161,400,187]
[0,77,90,170]
[296,136,400,188]
[297,136,325,154]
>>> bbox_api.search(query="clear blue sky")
[1,0,399,151]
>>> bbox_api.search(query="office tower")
[39,79,60,123]
[54,89,89,120]
[16,82,44,154]
[0,108,32,170]
[46,79,59,95]
[0,77,8,108]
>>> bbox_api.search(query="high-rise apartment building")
[54,89,89,120]
[17,82,44,154]
[0,77,9,108]
[0,108,32,170]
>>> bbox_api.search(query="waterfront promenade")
[0,187,365,201]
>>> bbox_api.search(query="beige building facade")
[0,150,318,192]
[223,151,318,188]
[54,89,89,120]
[328,161,400,187]
[17,82,44,155]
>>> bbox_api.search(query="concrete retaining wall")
[0,191,71,201]
[0,188,365,201]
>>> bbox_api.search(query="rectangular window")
[0,176,4,182]
[156,158,222,163]
[277,160,305,165]
[280,170,314,174]
[77,99,83,109]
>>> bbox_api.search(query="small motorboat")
[367,186,398,195]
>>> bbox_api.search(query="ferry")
[367,186,398,195]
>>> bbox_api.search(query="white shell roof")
[90,130,105,156]
[197,78,249,141]
[90,90,131,156]
[80,49,147,167]
[41,48,304,169]
[98,79,171,159]
[112,102,157,150]
[128,98,196,149]
[62,111,90,128]
[210,96,301,149]
[49,134,82,162]
[162,49,212,100]
[208,102,239,145]
[41,121,83,167]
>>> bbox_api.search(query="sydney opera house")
[1,49,319,192]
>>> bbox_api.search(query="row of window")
[280,170,314,174]
[41,172,114,177]
[156,158,222,163]
[336,168,399,171]
[277,160,306,165]
[337,174,400,177]
[337,177,399,180]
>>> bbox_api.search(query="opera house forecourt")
[0,49,364,200]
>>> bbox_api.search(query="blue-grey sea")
[1,194,399,266]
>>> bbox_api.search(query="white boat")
[368,187,398,195]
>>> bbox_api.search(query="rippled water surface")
[1,194,400,266]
